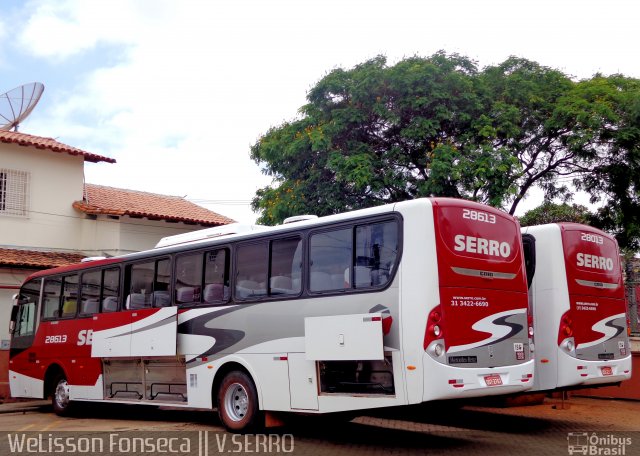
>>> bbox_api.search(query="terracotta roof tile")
[0,248,85,268]
[74,184,235,226]
[0,130,115,163]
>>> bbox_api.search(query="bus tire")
[217,370,262,433]
[51,374,73,416]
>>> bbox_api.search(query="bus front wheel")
[217,371,262,433]
[52,374,73,416]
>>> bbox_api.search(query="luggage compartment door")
[305,313,384,361]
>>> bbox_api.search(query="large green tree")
[250,53,640,250]
[518,202,592,227]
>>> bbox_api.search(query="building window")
[0,169,30,217]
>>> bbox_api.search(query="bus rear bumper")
[557,351,632,388]
[422,356,534,401]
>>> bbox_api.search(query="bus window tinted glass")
[80,270,101,316]
[236,243,268,299]
[15,279,40,336]
[127,262,154,309]
[310,228,352,292]
[204,249,229,303]
[154,259,171,307]
[176,252,203,304]
[102,268,120,312]
[43,278,61,319]
[270,237,302,296]
[355,221,398,288]
[61,275,79,318]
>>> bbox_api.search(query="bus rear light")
[577,365,586,370]
[434,344,443,357]
[448,379,463,387]
[423,305,444,350]
[558,310,574,346]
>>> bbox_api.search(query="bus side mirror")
[9,306,18,334]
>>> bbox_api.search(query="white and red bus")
[521,223,632,392]
[9,198,534,432]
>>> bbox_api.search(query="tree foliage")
[250,53,640,250]
[518,202,592,227]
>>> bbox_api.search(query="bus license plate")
[601,366,613,376]
[484,374,503,386]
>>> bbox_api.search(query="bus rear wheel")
[217,371,262,433]
[52,374,73,416]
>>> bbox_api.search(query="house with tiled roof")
[0,130,234,397]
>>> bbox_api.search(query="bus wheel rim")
[223,382,249,422]
[55,379,69,409]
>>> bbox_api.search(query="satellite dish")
[0,82,45,132]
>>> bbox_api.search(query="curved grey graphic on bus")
[178,289,401,367]
[575,314,628,361]
[445,310,530,368]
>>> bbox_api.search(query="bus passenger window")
[42,278,62,319]
[61,274,79,318]
[126,262,154,309]
[310,229,351,292]
[102,268,120,312]
[204,249,229,303]
[270,237,302,296]
[176,252,203,304]
[236,243,268,299]
[355,221,398,288]
[80,270,101,316]
[153,259,171,307]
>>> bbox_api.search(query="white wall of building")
[1,142,219,366]
[1,143,85,252]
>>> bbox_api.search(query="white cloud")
[13,0,640,223]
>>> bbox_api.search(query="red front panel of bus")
[431,199,529,365]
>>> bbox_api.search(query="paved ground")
[0,397,637,455]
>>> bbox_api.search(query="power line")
[1,206,242,233]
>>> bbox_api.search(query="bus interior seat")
[236,280,267,298]
[203,283,224,302]
[127,293,147,309]
[81,298,100,314]
[310,271,332,291]
[354,266,373,288]
[176,286,197,303]
[102,296,118,312]
[152,291,171,307]
[270,275,294,294]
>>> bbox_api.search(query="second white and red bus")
[521,223,632,392]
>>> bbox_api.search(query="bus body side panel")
[180,284,404,413]
[525,223,632,391]
[394,199,439,405]
[522,224,569,391]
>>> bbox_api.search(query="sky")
[1,0,639,223]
